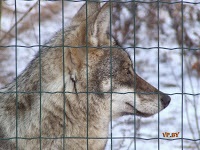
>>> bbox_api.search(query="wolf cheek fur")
[0,2,171,150]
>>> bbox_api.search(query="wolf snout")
[161,94,171,108]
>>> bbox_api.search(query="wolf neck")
[2,28,110,148]
[63,88,110,148]
[28,48,109,148]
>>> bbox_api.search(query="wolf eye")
[125,68,131,75]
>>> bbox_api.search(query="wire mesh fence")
[0,0,200,150]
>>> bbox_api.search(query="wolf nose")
[161,94,171,108]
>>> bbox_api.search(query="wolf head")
[66,2,170,119]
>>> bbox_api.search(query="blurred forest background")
[0,0,199,150]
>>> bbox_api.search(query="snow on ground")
[1,1,199,150]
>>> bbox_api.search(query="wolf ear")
[91,2,112,45]
[71,2,100,25]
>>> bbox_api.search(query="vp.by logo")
[162,132,180,138]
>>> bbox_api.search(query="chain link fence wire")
[0,0,200,150]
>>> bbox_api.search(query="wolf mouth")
[125,102,152,117]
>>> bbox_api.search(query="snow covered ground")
[1,1,199,150]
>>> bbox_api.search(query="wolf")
[0,2,171,150]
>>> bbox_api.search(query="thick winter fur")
[0,2,171,150]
